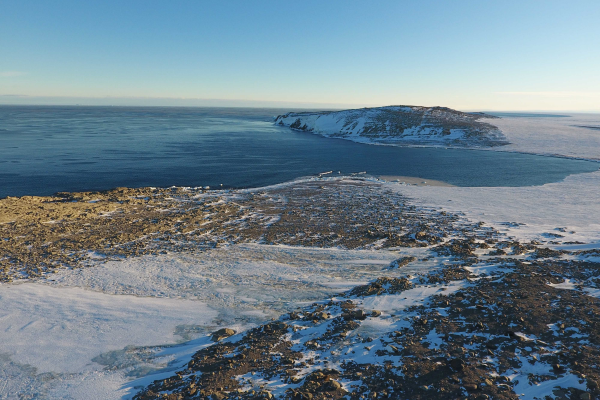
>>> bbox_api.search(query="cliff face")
[275,105,508,147]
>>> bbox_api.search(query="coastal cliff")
[275,106,508,147]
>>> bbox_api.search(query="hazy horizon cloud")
[0,94,372,109]
[1,94,599,113]
[496,91,600,98]
[0,71,26,78]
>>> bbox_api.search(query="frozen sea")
[0,105,598,198]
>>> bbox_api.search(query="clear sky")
[1,0,599,111]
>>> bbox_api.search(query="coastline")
[1,111,600,399]
[375,175,455,187]
[280,112,600,163]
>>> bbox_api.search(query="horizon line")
[0,95,599,114]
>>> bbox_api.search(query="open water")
[0,105,597,198]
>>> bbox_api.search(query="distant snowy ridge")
[275,105,509,147]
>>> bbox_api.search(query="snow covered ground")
[397,113,600,247]
[1,112,599,399]
[0,245,443,399]
[0,284,218,399]
[397,169,600,245]
[487,113,600,161]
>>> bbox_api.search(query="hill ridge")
[275,105,508,147]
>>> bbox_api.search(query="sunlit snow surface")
[1,113,599,399]
[488,113,600,161]
[0,245,439,399]
[0,284,218,399]
[399,114,600,246]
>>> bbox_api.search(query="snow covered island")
[275,105,509,147]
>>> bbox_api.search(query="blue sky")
[1,0,599,111]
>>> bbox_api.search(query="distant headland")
[275,105,509,147]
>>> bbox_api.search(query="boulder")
[211,328,235,342]
[448,358,465,371]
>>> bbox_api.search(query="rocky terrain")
[0,187,243,281]
[132,201,600,400]
[2,177,597,399]
[274,106,509,148]
[0,179,468,282]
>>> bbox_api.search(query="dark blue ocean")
[0,105,597,198]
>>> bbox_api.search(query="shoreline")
[1,160,595,201]
[375,175,455,187]
[296,130,600,163]
[283,114,600,163]
[1,134,597,200]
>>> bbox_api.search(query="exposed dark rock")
[347,277,413,297]
[211,328,236,342]
[388,256,417,269]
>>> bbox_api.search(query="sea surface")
[0,105,597,198]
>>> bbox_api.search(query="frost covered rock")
[275,105,508,147]
[210,327,236,341]
[387,256,417,269]
[347,277,413,297]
